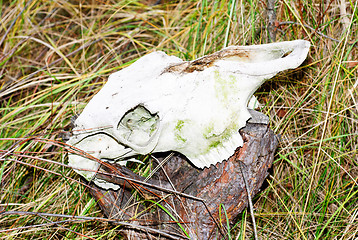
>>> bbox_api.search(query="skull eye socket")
[117,105,159,146]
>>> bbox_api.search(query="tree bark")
[89,110,278,239]
[267,0,277,42]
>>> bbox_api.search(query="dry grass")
[0,0,357,239]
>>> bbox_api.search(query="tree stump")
[88,110,278,239]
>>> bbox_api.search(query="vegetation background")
[0,0,357,239]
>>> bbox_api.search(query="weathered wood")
[89,111,278,239]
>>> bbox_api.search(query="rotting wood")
[89,111,278,239]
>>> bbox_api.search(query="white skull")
[67,40,310,189]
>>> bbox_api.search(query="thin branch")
[279,21,341,43]
[239,161,258,240]
[267,0,277,42]
[36,215,95,240]
[0,210,187,240]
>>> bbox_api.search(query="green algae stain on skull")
[174,120,187,143]
[202,120,240,154]
[214,70,239,106]
[203,122,215,139]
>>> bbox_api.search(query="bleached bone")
[67,40,310,189]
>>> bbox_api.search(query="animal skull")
[67,40,310,189]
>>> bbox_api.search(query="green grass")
[1,0,357,239]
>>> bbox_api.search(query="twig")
[279,21,341,43]
[267,0,277,42]
[97,170,202,204]
[239,161,258,240]
[0,219,77,232]
[0,157,89,188]
[0,210,187,239]
[37,215,95,240]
